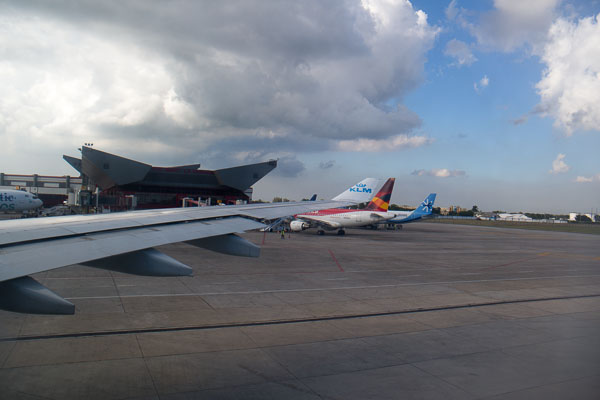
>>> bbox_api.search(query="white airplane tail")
[332,178,380,203]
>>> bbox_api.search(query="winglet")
[332,178,379,203]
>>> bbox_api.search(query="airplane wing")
[0,199,352,315]
[369,213,388,220]
[296,214,343,230]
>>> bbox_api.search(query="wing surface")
[0,200,346,247]
[0,199,352,314]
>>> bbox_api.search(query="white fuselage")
[389,210,411,219]
[0,189,43,212]
[292,208,395,231]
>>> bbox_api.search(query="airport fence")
[434,216,476,220]
[433,216,569,224]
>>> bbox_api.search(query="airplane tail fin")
[364,178,395,212]
[409,193,436,217]
[332,178,379,203]
[309,194,317,201]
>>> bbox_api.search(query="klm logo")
[350,184,372,193]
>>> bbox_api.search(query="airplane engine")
[290,220,310,232]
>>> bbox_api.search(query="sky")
[0,0,599,213]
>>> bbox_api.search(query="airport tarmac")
[1,223,599,399]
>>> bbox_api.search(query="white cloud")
[549,153,570,174]
[535,14,600,135]
[575,174,600,183]
[444,39,477,66]
[0,13,176,157]
[474,75,489,92]
[163,88,203,130]
[445,0,459,20]
[411,168,466,178]
[0,0,440,172]
[337,134,432,152]
[469,0,562,52]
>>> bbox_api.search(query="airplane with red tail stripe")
[290,178,396,235]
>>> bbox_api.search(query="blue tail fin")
[309,194,317,201]
[410,193,436,217]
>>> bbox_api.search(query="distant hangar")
[63,146,277,210]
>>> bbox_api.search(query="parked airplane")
[0,189,43,212]
[386,193,437,224]
[261,180,378,232]
[290,178,396,235]
[0,177,378,315]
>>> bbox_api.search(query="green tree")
[389,204,413,211]
[348,202,368,210]
[272,197,283,203]
[471,205,479,213]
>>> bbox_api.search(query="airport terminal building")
[2,147,277,211]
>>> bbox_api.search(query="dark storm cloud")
[1,1,438,165]
[319,160,336,169]
[272,155,306,177]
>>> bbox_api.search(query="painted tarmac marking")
[490,254,549,268]
[64,273,600,300]
[544,252,600,261]
[42,277,113,280]
[328,249,344,272]
[5,293,600,342]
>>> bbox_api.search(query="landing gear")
[337,229,345,236]
[317,230,325,235]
